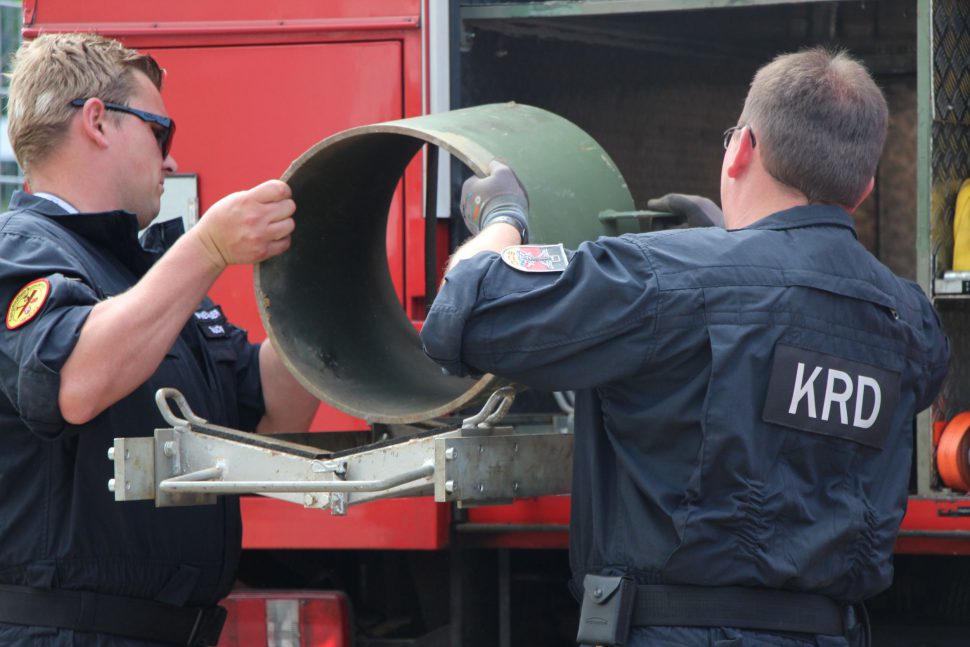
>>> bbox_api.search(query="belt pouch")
[576,574,636,646]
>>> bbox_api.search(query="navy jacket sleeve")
[908,280,950,411]
[0,232,98,439]
[421,236,660,392]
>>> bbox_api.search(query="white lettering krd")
[853,376,881,429]
[788,363,822,418]
[788,362,881,428]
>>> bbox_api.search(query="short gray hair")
[739,47,888,207]
[7,33,163,177]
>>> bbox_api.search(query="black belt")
[0,584,226,646]
[632,584,846,635]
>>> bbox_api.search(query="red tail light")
[218,591,352,647]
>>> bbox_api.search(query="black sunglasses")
[69,98,175,158]
[723,125,757,151]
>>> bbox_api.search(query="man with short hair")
[421,48,949,646]
[0,33,318,645]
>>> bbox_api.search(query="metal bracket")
[461,387,516,435]
[311,459,348,476]
[155,427,218,507]
[434,433,572,503]
[108,387,572,512]
[330,492,347,516]
[108,437,155,501]
[598,209,682,235]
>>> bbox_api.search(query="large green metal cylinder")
[256,103,634,424]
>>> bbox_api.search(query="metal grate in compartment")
[930,0,970,280]
[936,300,970,423]
[933,0,970,125]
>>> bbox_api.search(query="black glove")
[646,193,724,229]
[460,160,530,242]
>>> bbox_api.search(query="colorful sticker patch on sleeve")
[6,278,51,330]
[500,244,569,273]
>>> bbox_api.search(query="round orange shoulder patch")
[6,278,50,330]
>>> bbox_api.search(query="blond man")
[0,33,317,646]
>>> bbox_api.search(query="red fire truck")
[20,0,970,645]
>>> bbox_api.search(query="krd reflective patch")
[762,344,901,449]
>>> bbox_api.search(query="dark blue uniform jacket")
[422,204,949,604]
[0,192,264,612]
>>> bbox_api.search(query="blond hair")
[7,33,162,176]
[739,48,888,207]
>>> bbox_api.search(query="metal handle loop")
[462,386,517,430]
[155,388,208,427]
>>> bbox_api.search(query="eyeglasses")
[723,125,757,151]
[69,98,175,159]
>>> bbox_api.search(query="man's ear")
[78,98,110,149]
[847,177,875,214]
[725,126,754,179]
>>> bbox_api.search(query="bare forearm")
[58,230,222,424]
[256,340,318,433]
[447,222,522,271]
[58,179,297,425]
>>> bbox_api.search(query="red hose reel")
[937,412,970,491]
